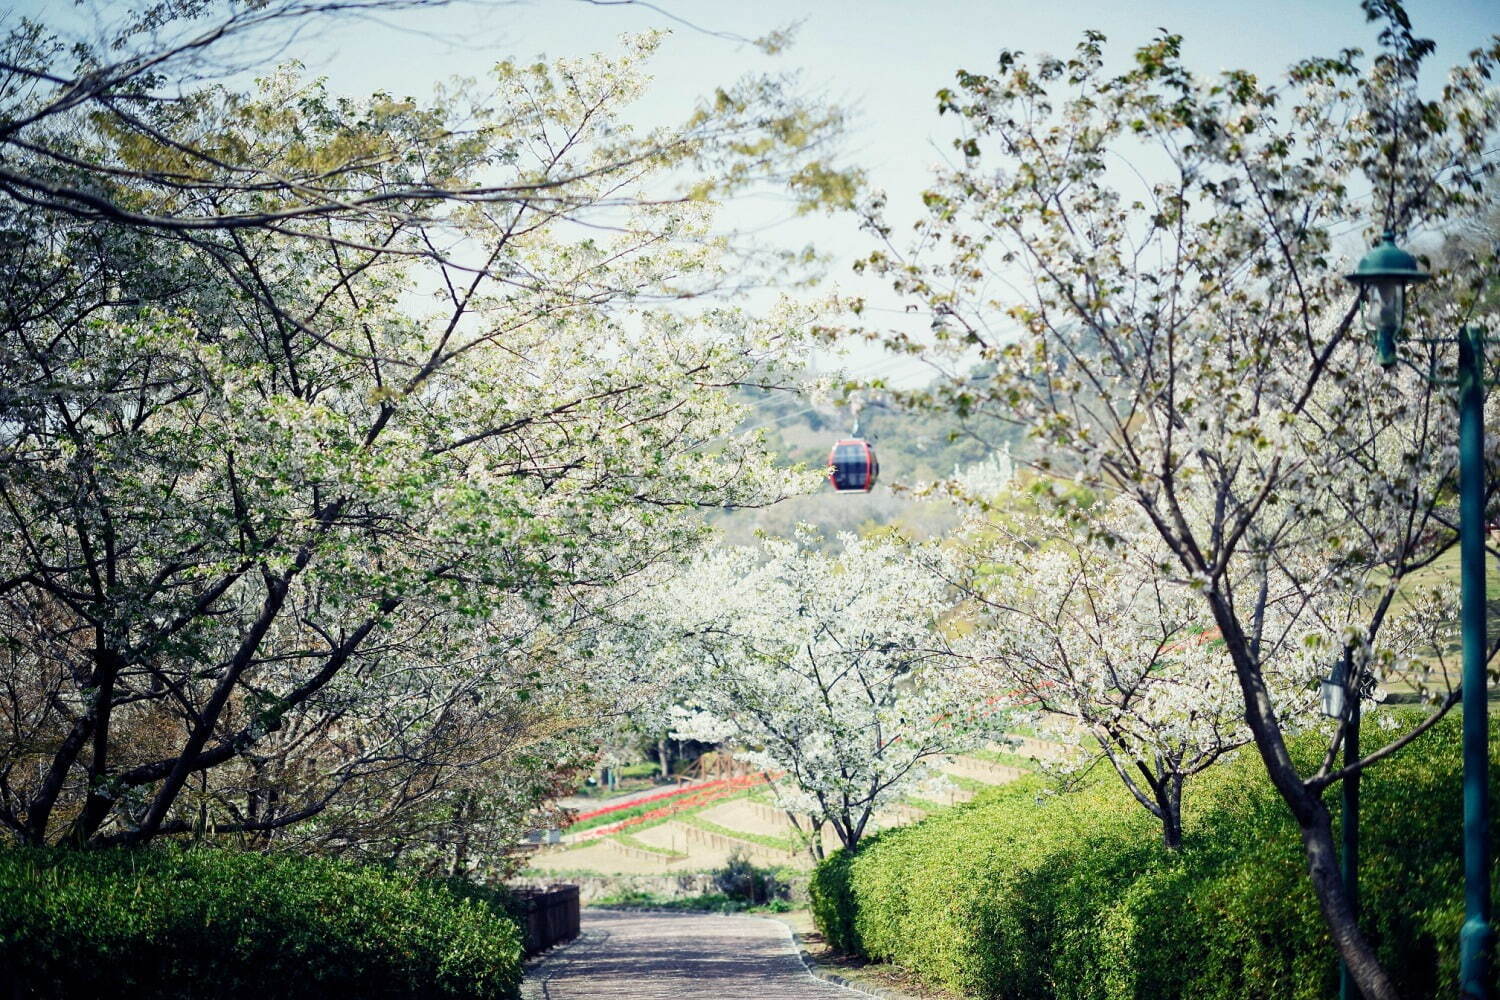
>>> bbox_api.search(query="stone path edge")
[764,915,924,1000]
[517,907,926,1000]
[518,924,591,1000]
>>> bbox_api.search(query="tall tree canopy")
[850,6,1499,996]
[0,9,850,868]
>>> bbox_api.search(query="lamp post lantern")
[1346,230,1429,368]
[1346,232,1491,999]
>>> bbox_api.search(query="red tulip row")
[577,775,767,839]
[570,780,725,824]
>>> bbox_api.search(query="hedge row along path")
[524,910,860,998]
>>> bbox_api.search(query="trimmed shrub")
[0,846,523,1000]
[811,716,1499,999]
[714,849,784,904]
[810,846,860,953]
[430,873,527,923]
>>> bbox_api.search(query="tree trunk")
[789,811,825,863]
[451,793,477,878]
[1210,598,1400,1000]
[834,807,858,852]
[66,647,125,844]
[1298,794,1401,998]
[27,647,129,841]
[1157,774,1183,850]
[125,570,299,844]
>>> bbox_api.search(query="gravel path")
[524,909,863,999]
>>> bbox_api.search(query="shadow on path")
[526,909,861,999]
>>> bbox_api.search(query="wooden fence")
[669,821,799,864]
[515,884,581,957]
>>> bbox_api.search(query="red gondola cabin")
[828,439,879,493]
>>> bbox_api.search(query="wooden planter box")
[515,884,580,957]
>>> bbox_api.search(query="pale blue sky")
[303,0,1497,203]
[295,0,1498,379]
[18,0,1499,381]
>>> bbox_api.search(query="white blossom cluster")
[846,25,1496,992]
[0,29,844,864]
[621,529,998,852]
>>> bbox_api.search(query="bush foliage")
[0,846,523,1000]
[811,716,1499,999]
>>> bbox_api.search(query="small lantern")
[1320,657,1349,720]
[1344,230,1430,368]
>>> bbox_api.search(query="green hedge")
[0,846,523,1000]
[811,716,1499,1000]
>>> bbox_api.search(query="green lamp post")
[1320,648,1361,1000]
[1346,231,1492,999]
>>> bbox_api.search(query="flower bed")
[573,775,766,838]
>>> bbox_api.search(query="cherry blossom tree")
[849,5,1499,995]
[0,32,842,856]
[950,494,1456,850]
[643,530,997,857]
[951,500,1251,848]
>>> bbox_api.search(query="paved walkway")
[524,910,862,999]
